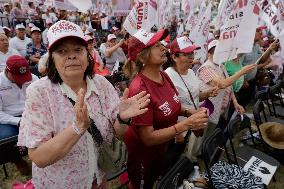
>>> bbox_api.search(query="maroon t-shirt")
[124,71,181,188]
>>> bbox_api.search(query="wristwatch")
[117,113,131,125]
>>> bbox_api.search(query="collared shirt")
[0,47,20,72]
[9,36,32,57]
[239,43,262,80]
[26,42,47,63]
[197,60,232,124]
[0,72,38,125]
[18,75,120,189]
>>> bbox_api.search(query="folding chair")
[201,128,231,188]
[255,89,273,116]
[269,81,284,118]
[253,100,284,127]
[226,114,280,187]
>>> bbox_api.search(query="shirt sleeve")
[198,66,217,84]
[0,95,21,125]
[128,79,153,127]
[99,44,107,55]
[26,43,33,59]
[17,83,54,148]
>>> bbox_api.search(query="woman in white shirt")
[165,36,218,163]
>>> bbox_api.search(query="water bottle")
[189,166,200,182]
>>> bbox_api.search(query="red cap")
[6,55,32,85]
[256,25,267,30]
[128,29,168,61]
[170,36,200,54]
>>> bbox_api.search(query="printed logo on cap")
[51,21,78,35]
[133,29,154,45]
[19,66,27,74]
[177,36,193,50]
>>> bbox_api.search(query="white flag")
[260,0,283,37]
[68,0,92,13]
[181,0,195,14]
[189,3,212,64]
[215,0,235,29]
[213,0,260,64]
[123,0,158,35]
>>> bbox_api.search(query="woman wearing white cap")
[123,29,209,189]
[17,20,150,189]
[165,36,218,163]
[197,40,257,126]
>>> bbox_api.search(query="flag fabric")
[215,0,236,29]
[213,0,260,64]
[123,0,158,35]
[68,0,92,13]
[260,0,283,36]
[189,3,212,64]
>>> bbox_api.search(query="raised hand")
[119,88,150,121]
[74,88,89,132]
[182,109,209,131]
[240,64,257,75]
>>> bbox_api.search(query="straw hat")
[260,122,284,149]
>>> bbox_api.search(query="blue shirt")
[239,43,262,81]
[26,42,47,64]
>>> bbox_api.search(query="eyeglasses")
[53,47,86,56]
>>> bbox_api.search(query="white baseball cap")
[28,23,35,28]
[128,29,168,61]
[15,23,25,30]
[107,34,116,41]
[31,26,41,33]
[84,35,93,42]
[4,3,9,6]
[170,36,200,54]
[208,40,218,52]
[47,20,86,49]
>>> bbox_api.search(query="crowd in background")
[0,1,283,189]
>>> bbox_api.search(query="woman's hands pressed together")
[74,88,90,133]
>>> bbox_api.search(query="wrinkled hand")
[234,102,245,114]
[206,86,219,98]
[240,64,257,75]
[119,39,125,45]
[74,89,89,131]
[119,88,150,120]
[182,109,208,131]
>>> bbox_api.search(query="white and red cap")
[31,26,41,33]
[170,36,199,54]
[47,20,86,50]
[84,35,93,42]
[128,29,168,61]
[208,40,218,52]
[107,34,116,41]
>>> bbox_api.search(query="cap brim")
[180,45,200,53]
[13,72,32,86]
[257,26,267,30]
[108,37,116,41]
[146,29,169,47]
[48,36,87,50]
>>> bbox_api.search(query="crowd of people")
[0,1,283,189]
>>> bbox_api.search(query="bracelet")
[173,125,180,135]
[184,109,189,117]
[117,113,131,125]
[71,124,85,136]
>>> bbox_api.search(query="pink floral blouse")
[17,75,120,189]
